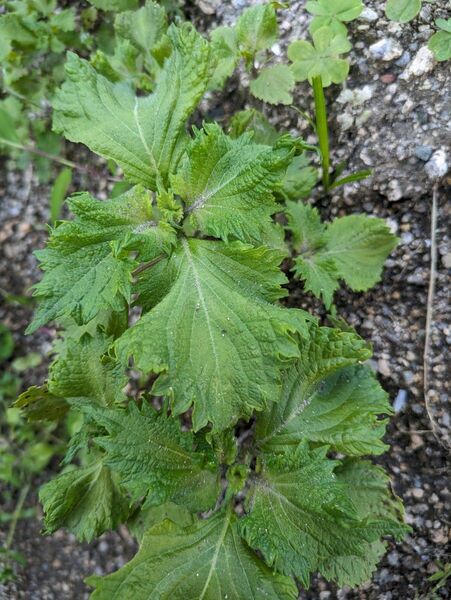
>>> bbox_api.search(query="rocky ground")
[1,1,450,599]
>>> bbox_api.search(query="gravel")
[1,1,450,599]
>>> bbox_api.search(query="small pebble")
[393,389,408,413]
[98,541,109,553]
[378,358,391,376]
[387,551,400,566]
[381,73,396,84]
[401,46,436,79]
[369,38,403,61]
[414,145,433,162]
[197,0,221,15]
[401,231,414,244]
[412,488,425,499]
[361,7,378,22]
[425,149,449,179]
[403,370,415,385]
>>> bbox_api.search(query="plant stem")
[0,138,82,170]
[5,483,30,552]
[0,138,122,181]
[312,76,330,192]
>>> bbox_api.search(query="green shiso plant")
[17,5,410,598]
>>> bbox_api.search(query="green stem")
[5,483,30,551]
[312,76,330,192]
[0,138,122,181]
[0,137,82,170]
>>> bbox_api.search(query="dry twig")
[423,183,448,448]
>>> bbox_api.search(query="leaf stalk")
[311,76,330,192]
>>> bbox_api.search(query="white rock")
[361,7,378,22]
[412,488,424,499]
[378,358,391,377]
[425,149,449,179]
[387,179,403,202]
[336,85,373,105]
[400,46,436,80]
[369,38,403,61]
[197,0,221,15]
[360,148,374,166]
[386,217,399,234]
[355,85,374,103]
[336,88,354,104]
[271,42,282,57]
[396,51,411,67]
[393,389,408,413]
[337,112,354,130]
[401,232,414,245]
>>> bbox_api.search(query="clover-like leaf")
[256,324,392,456]
[285,202,399,307]
[429,19,451,62]
[288,26,351,87]
[250,64,295,105]
[87,508,298,600]
[86,402,220,512]
[240,443,409,587]
[385,0,421,23]
[436,18,451,33]
[306,0,363,22]
[116,238,310,432]
[39,461,129,542]
[53,24,212,189]
[307,0,363,36]
[172,123,293,243]
[27,186,175,333]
